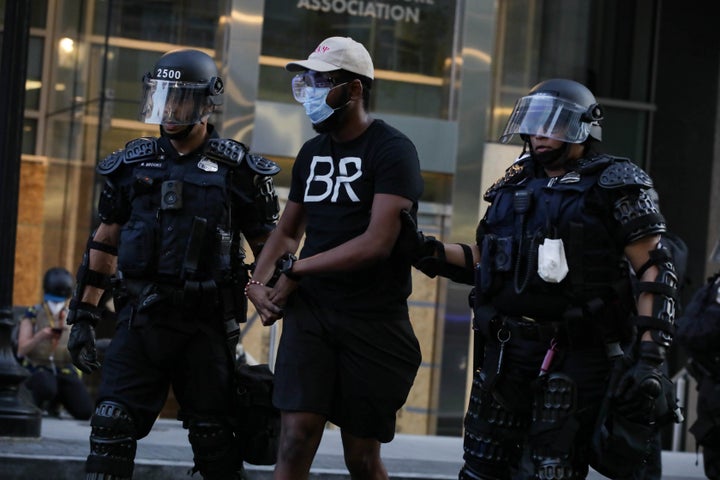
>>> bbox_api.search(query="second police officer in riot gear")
[676,261,720,480]
[66,48,280,479]
[404,79,680,479]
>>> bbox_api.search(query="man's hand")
[67,306,102,374]
[245,282,285,326]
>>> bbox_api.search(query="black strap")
[455,243,474,270]
[633,315,675,335]
[88,240,118,256]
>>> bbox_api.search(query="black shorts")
[273,292,421,443]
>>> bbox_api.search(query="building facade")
[4,0,720,437]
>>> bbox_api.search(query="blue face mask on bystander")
[302,87,335,124]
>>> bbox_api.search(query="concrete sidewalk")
[0,416,708,479]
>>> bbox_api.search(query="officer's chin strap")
[530,142,570,170]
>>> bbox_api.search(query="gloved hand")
[67,304,102,374]
[396,209,443,268]
[612,342,666,423]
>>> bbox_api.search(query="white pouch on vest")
[537,238,569,283]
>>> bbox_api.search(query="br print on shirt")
[304,155,362,203]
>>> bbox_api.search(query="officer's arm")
[626,233,677,346]
[397,209,476,284]
[443,244,480,268]
[80,223,120,306]
[626,235,664,343]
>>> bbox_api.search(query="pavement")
[0,415,709,479]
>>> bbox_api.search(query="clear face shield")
[499,94,594,144]
[138,76,213,125]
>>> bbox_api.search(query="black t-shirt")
[288,119,423,314]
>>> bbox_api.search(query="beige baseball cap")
[286,37,374,79]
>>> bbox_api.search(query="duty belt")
[123,279,219,309]
[498,315,605,349]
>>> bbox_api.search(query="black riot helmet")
[138,49,224,126]
[499,78,604,144]
[43,267,74,300]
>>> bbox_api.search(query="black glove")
[396,209,442,267]
[612,342,666,423]
[67,305,102,374]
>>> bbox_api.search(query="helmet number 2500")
[156,68,182,80]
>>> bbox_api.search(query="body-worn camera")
[161,180,183,210]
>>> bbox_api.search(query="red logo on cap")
[316,45,330,54]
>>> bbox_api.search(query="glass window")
[93,46,164,123]
[490,0,658,153]
[0,0,46,27]
[22,118,37,155]
[92,0,227,48]
[25,36,44,110]
[258,0,459,119]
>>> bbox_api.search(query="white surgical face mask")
[302,87,334,124]
[47,300,67,316]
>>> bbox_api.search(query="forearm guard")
[67,232,116,325]
[633,245,678,348]
[416,242,475,285]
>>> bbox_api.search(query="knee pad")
[531,373,583,480]
[462,371,528,479]
[86,401,137,480]
[187,419,241,479]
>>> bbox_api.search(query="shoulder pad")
[575,153,616,175]
[124,137,160,163]
[483,158,530,202]
[598,158,653,189]
[204,138,248,167]
[96,137,160,176]
[96,150,124,175]
[245,153,280,176]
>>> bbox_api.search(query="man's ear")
[348,78,363,101]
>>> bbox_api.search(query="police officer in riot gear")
[403,79,679,479]
[676,259,720,479]
[66,48,279,480]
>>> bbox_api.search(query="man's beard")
[160,124,195,140]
